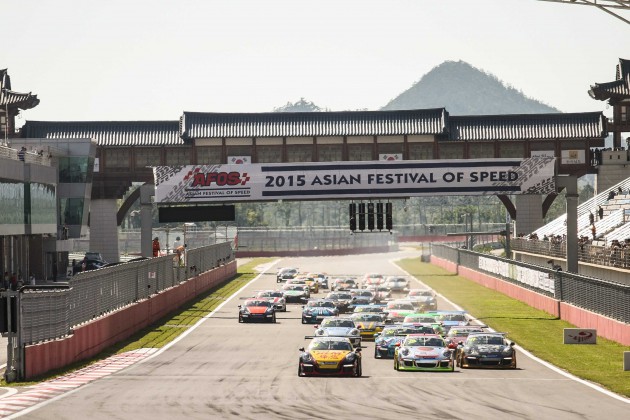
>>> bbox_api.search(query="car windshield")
[409,290,433,297]
[259,291,283,298]
[245,300,271,307]
[438,314,467,322]
[388,302,414,310]
[309,340,353,351]
[404,316,436,323]
[448,329,481,337]
[404,336,444,347]
[308,301,335,308]
[468,335,505,345]
[352,314,382,322]
[321,319,355,328]
[329,293,351,300]
[285,285,305,291]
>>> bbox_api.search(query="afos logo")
[188,171,250,187]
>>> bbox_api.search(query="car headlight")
[350,329,359,336]
[401,348,409,356]
[442,350,452,358]
[301,353,315,363]
[466,346,479,355]
[316,329,325,335]
[241,308,250,314]
[344,352,356,362]
[501,346,513,355]
[279,298,285,304]
[265,308,274,314]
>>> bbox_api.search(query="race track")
[21,251,629,419]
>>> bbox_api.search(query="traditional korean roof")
[180,109,449,141]
[20,120,182,146]
[588,58,630,102]
[0,69,40,109]
[448,112,607,141]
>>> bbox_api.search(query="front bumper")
[302,314,330,324]
[299,362,357,376]
[240,313,275,322]
[375,345,396,358]
[397,358,453,371]
[461,355,515,368]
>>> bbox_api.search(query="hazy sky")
[3,0,628,124]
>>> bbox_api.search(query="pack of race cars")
[240,268,517,376]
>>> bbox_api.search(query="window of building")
[196,146,222,164]
[499,142,525,158]
[438,143,464,159]
[348,144,373,161]
[0,182,24,224]
[317,144,343,162]
[257,145,283,163]
[135,148,162,169]
[468,142,495,159]
[621,105,628,123]
[60,198,84,225]
[287,145,313,162]
[408,143,434,160]
[27,182,56,226]
[58,157,92,183]
[104,148,130,170]
[165,147,192,166]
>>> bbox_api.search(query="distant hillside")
[381,61,559,115]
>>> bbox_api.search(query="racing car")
[301,299,339,324]
[457,332,517,369]
[298,337,362,377]
[374,324,436,359]
[277,267,299,283]
[325,291,354,313]
[254,290,287,312]
[349,312,387,340]
[406,288,438,311]
[429,310,470,332]
[238,299,277,323]
[311,317,362,348]
[282,284,310,303]
[394,334,455,371]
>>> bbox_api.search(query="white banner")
[153,157,555,203]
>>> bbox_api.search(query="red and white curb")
[0,348,157,418]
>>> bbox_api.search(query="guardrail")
[432,244,630,324]
[17,242,233,346]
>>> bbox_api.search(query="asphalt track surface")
[18,251,630,419]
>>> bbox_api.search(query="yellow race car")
[299,276,319,293]
[298,337,362,377]
[349,312,386,340]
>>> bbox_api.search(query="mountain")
[381,61,559,115]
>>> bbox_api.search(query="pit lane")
[20,251,629,419]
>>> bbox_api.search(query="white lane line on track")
[4,259,283,419]
[390,258,630,404]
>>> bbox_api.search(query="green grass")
[397,258,630,398]
[2,258,275,386]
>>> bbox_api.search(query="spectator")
[2,271,8,289]
[29,274,36,286]
[589,212,594,225]
[173,236,182,254]
[81,256,87,272]
[18,146,26,162]
[618,186,623,195]
[608,190,616,201]
[598,206,604,220]
[152,237,161,257]
[591,224,597,240]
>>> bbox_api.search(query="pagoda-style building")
[0,69,40,140]
[589,58,630,149]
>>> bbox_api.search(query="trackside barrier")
[430,244,630,346]
[9,243,233,381]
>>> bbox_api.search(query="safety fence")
[18,242,233,346]
[432,244,630,324]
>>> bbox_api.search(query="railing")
[18,242,234,345]
[432,244,630,324]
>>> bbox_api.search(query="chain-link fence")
[18,242,233,346]
[432,244,630,324]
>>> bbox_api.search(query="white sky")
[2,0,628,123]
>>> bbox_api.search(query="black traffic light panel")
[367,203,375,231]
[349,203,357,231]
[358,203,366,231]
[386,202,393,230]
[376,202,384,230]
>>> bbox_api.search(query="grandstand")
[532,177,630,245]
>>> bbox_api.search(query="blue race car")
[374,324,436,358]
[301,299,339,324]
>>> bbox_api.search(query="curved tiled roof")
[1,69,40,110]
[589,58,630,101]
[448,112,606,141]
[180,109,448,141]
[21,120,182,146]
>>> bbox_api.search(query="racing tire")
[374,348,379,359]
[238,315,243,323]
[301,318,306,324]
[356,361,362,377]
[450,356,455,372]
[298,363,303,377]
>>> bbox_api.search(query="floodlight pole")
[556,175,579,273]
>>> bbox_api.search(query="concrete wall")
[24,261,237,379]
[236,245,394,258]
[431,255,630,346]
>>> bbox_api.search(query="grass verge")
[2,258,275,386]
[396,258,630,399]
